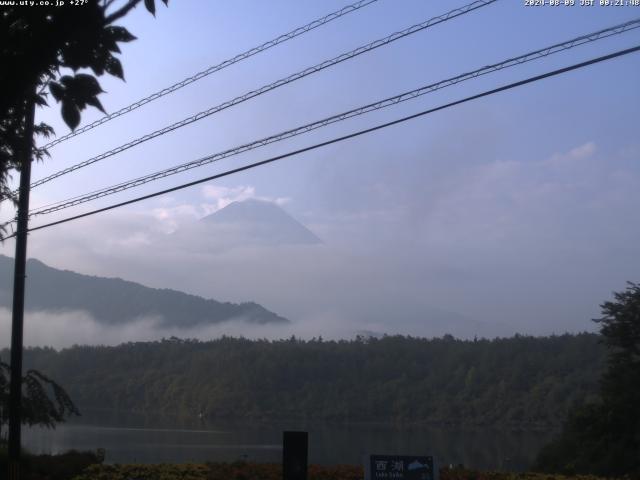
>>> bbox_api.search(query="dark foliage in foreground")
[72,462,610,480]
[0,360,79,437]
[0,446,101,480]
[5,333,605,427]
[534,283,640,477]
[0,0,167,235]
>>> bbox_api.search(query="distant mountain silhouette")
[0,255,288,327]
[199,199,321,246]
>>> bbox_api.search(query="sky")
[1,0,640,347]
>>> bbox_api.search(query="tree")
[534,282,640,476]
[0,361,79,440]
[0,0,168,226]
[1,2,168,476]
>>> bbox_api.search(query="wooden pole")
[8,91,36,480]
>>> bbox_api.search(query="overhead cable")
[39,0,381,150]
[4,44,634,241]
[29,18,640,217]
[29,0,497,190]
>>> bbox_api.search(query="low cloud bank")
[2,140,636,343]
[0,307,473,350]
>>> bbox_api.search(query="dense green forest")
[534,283,640,476]
[1,334,604,427]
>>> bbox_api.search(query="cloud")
[543,141,596,166]
[201,185,257,212]
[147,185,291,233]
[0,308,272,349]
[151,203,201,233]
[0,308,163,349]
[403,141,639,257]
[201,184,290,214]
[294,139,639,332]
[2,141,637,343]
[0,303,481,350]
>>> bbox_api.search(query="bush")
[69,463,614,480]
[0,446,101,480]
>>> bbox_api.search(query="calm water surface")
[22,411,555,471]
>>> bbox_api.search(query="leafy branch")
[0,360,79,438]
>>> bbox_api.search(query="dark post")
[283,431,308,480]
[8,93,36,480]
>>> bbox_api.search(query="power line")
[28,0,497,190]
[6,44,635,240]
[29,18,640,217]
[38,0,381,150]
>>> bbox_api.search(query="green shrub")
[1,446,101,480]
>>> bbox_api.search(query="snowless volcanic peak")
[200,199,322,246]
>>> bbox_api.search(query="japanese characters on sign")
[367,455,436,480]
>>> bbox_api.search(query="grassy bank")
[70,462,611,480]
[1,447,617,480]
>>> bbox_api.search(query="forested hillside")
[0,255,288,326]
[5,334,604,427]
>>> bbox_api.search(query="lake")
[22,411,556,471]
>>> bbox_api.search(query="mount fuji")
[182,199,322,248]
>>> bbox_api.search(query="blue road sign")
[367,455,436,480]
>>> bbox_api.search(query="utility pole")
[8,91,36,480]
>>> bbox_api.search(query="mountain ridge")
[0,255,288,327]
[196,199,322,246]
